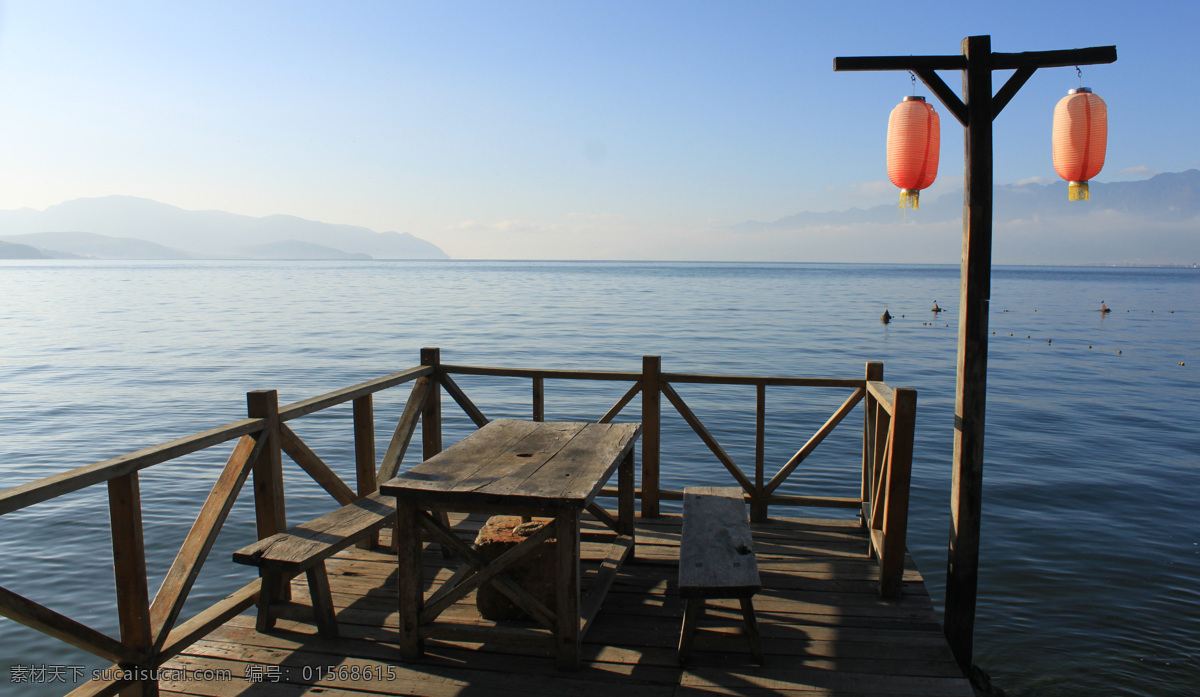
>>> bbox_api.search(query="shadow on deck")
[162,513,973,697]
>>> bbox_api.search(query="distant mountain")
[0,240,51,259]
[235,240,371,260]
[730,170,1200,266]
[0,197,449,260]
[1,231,192,260]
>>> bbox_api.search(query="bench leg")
[256,570,281,633]
[740,597,764,664]
[677,598,703,665]
[306,562,339,639]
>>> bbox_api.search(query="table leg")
[396,501,424,659]
[618,449,635,552]
[555,509,581,670]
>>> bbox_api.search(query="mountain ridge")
[0,197,449,260]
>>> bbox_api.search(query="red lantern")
[1052,87,1107,201]
[887,96,940,210]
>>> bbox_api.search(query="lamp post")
[834,35,1117,673]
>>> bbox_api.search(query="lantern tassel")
[899,189,920,210]
[1068,181,1089,202]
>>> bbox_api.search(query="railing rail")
[0,348,918,697]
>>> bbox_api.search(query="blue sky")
[0,1,1196,260]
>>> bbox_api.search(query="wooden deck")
[160,511,974,697]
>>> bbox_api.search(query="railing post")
[641,355,661,518]
[421,348,443,458]
[247,390,286,540]
[353,394,378,549]
[247,389,288,601]
[751,383,767,523]
[107,472,156,696]
[533,377,545,422]
[879,386,916,598]
[862,362,883,526]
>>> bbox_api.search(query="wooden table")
[379,419,641,670]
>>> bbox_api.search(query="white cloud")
[1114,165,1161,179]
[1013,176,1052,186]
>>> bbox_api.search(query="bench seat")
[677,486,763,664]
[233,492,396,637]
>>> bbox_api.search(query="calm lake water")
[1,260,1197,696]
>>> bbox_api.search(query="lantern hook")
[1076,66,1083,87]
[908,70,917,95]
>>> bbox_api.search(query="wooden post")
[353,394,378,549]
[751,383,767,523]
[555,508,582,669]
[247,389,287,602]
[107,473,156,696]
[834,37,1116,672]
[879,387,917,598]
[640,355,661,518]
[247,390,286,540]
[533,377,545,422]
[862,362,883,527]
[421,348,443,459]
[944,34,993,670]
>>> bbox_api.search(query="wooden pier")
[0,349,973,696]
[161,512,972,696]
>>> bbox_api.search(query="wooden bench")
[233,492,397,638]
[677,486,764,664]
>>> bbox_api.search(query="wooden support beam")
[764,388,864,495]
[660,381,755,495]
[421,348,443,459]
[640,356,661,518]
[598,380,641,424]
[0,585,144,664]
[107,472,155,696]
[149,434,263,650]
[913,68,967,126]
[532,376,545,422]
[278,424,357,505]
[992,66,1037,119]
[353,394,378,549]
[440,372,489,428]
[378,376,431,483]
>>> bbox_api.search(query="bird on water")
[932,300,942,313]
[881,307,892,324]
[1101,301,1112,314]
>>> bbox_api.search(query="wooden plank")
[275,365,432,422]
[679,487,760,598]
[0,417,264,516]
[661,373,864,388]
[0,585,144,664]
[421,347,444,460]
[233,493,396,570]
[834,54,968,71]
[991,45,1117,70]
[752,383,766,522]
[537,423,641,503]
[580,536,634,636]
[661,382,754,494]
[381,419,545,499]
[556,507,582,669]
[458,422,588,499]
[149,434,263,649]
[861,362,883,521]
[440,372,489,427]
[442,364,641,382]
[278,423,357,505]
[866,380,895,413]
[764,388,863,495]
[377,376,432,482]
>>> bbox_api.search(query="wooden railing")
[0,348,917,697]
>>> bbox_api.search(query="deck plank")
[161,512,972,697]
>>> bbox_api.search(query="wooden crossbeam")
[0,585,144,665]
[440,373,489,427]
[149,433,264,650]
[598,380,642,424]
[378,376,432,483]
[764,388,864,495]
[660,382,754,494]
[278,424,357,505]
[415,511,557,629]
